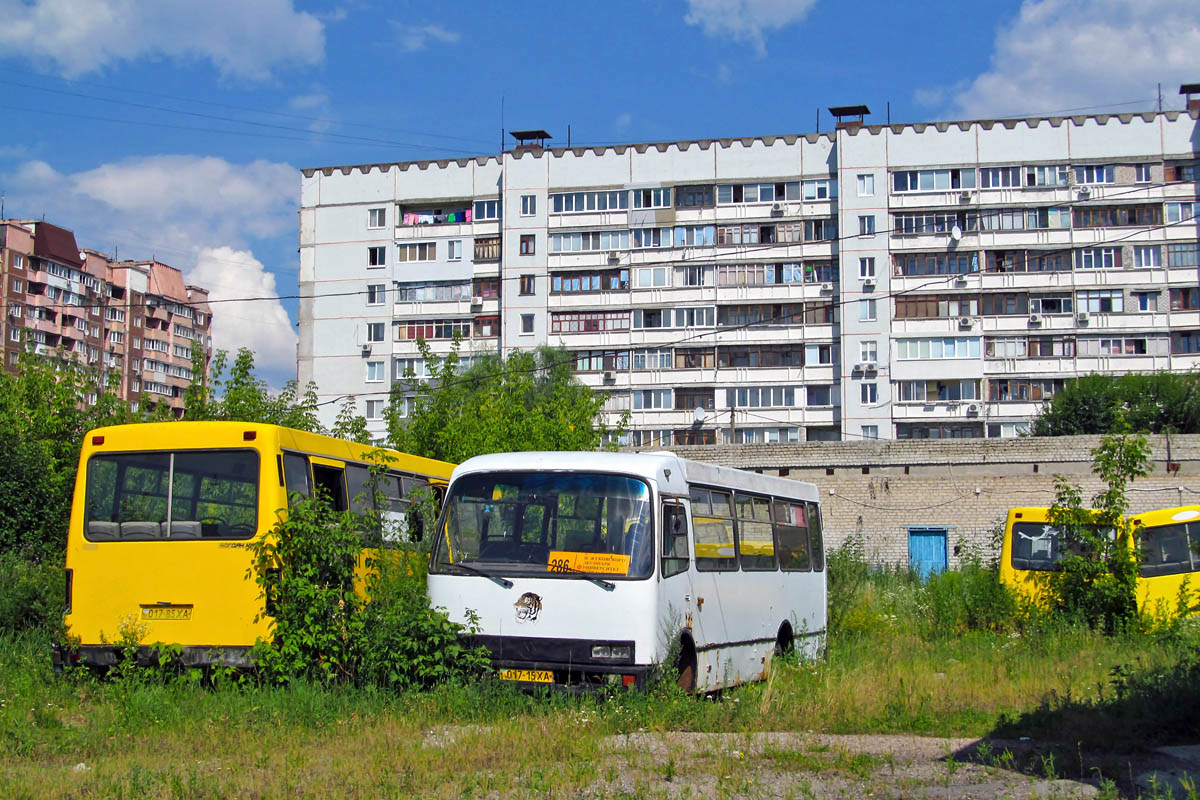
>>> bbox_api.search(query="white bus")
[427,451,826,691]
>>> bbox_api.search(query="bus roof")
[451,451,819,502]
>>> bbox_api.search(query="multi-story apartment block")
[0,219,213,415]
[298,99,1200,445]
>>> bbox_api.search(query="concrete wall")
[651,434,1200,568]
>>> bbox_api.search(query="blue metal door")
[908,528,948,578]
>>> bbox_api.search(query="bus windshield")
[432,471,654,579]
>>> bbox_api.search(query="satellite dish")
[950,225,963,241]
[693,406,706,425]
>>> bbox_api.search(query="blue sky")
[1,0,1198,388]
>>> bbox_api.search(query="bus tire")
[775,623,794,658]
[675,635,697,693]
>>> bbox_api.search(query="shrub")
[925,561,1018,637]
[0,554,64,634]
[826,535,874,637]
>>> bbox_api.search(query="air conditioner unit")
[959,190,973,202]
[470,295,484,306]
[360,343,372,357]
[966,403,980,414]
[606,252,621,265]
[1028,313,1043,325]
[852,362,864,372]
[958,316,973,329]
[1076,311,1090,324]
[770,202,784,215]
[862,277,877,288]
[602,370,615,383]
[1076,185,1091,198]
[954,274,969,285]
[820,282,832,292]
[863,361,878,372]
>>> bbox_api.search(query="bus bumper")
[52,643,255,672]
[473,634,652,691]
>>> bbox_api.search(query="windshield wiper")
[550,563,616,592]
[441,560,513,589]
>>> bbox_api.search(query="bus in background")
[1132,505,1200,618]
[55,421,454,670]
[999,507,1113,605]
[427,451,826,692]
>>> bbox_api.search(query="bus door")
[683,488,734,654]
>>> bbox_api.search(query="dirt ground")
[583,731,1198,799]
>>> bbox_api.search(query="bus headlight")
[591,645,611,658]
[591,644,633,660]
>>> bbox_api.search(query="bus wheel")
[675,636,697,693]
[775,623,794,658]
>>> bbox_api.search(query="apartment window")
[806,385,833,407]
[366,284,387,305]
[859,257,875,278]
[898,379,979,403]
[632,228,670,249]
[1135,246,1161,268]
[9,327,19,342]
[520,314,534,334]
[447,240,462,261]
[367,246,386,267]
[365,400,384,420]
[676,265,714,287]
[397,319,471,341]
[551,269,627,293]
[718,182,801,204]
[1167,202,1200,223]
[549,230,629,253]
[365,361,385,382]
[634,267,669,288]
[1075,248,1119,270]
[858,215,875,236]
[860,341,877,362]
[519,235,535,255]
[550,311,630,334]
[730,386,797,408]
[1173,331,1200,354]
[1078,289,1124,313]
[980,166,1021,188]
[10,279,21,294]
[473,199,501,220]
[1029,294,1073,315]
[1168,243,1200,268]
[1026,164,1070,187]
[368,208,386,229]
[802,179,834,200]
[1134,292,1158,312]
[675,185,715,208]
[860,383,878,404]
[892,168,977,192]
[633,389,672,410]
[632,188,672,209]
[521,195,536,216]
[11,254,24,270]
[895,337,981,359]
[856,174,874,197]
[1135,163,1153,183]
[519,275,535,295]
[632,349,672,370]
[550,190,628,213]
[675,388,715,411]
[366,323,386,343]
[861,425,879,440]
[397,243,436,262]
[1074,165,1114,184]
[859,299,876,321]
[1171,288,1200,311]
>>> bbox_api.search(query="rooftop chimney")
[1181,84,1200,114]
[828,105,870,131]
[508,129,552,153]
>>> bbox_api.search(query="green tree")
[184,347,323,432]
[1032,371,1200,435]
[386,338,625,463]
[1045,428,1150,630]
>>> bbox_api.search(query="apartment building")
[298,101,1200,444]
[0,219,213,415]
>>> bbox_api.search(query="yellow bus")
[54,421,454,670]
[1131,504,1200,618]
[999,507,1112,605]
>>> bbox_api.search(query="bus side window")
[312,464,348,512]
[661,502,689,577]
[807,502,825,572]
[282,453,311,500]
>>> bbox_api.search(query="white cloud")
[941,0,1200,120]
[189,247,297,385]
[0,0,324,80]
[390,22,461,52]
[683,0,818,55]
[4,155,299,385]
[614,112,633,132]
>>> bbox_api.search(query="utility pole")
[728,402,736,442]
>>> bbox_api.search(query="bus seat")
[86,521,119,540]
[169,521,202,539]
[120,521,164,540]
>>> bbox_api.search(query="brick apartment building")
[0,219,213,415]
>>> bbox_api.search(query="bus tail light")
[622,674,636,687]
[64,569,73,615]
[243,431,256,441]
[91,435,104,445]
